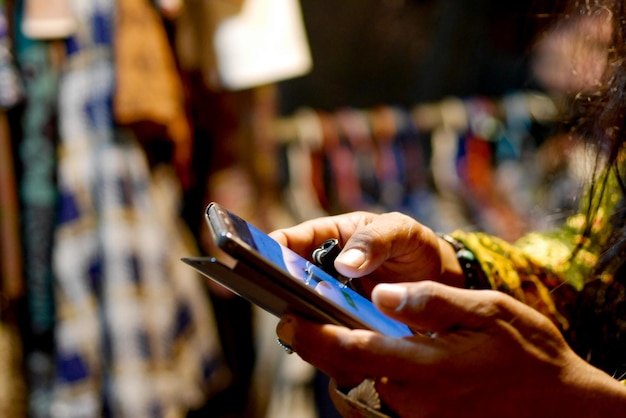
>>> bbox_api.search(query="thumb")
[371,281,509,333]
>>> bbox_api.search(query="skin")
[269,211,465,295]
[270,212,626,418]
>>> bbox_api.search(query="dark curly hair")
[556,0,626,379]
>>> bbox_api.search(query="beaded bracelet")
[440,234,491,290]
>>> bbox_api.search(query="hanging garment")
[388,107,439,225]
[281,107,327,222]
[0,109,27,418]
[457,97,529,241]
[174,0,245,90]
[0,309,27,418]
[0,0,24,107]
[369,106,404,211]
[1,2,28,413]
[0,0,25,306]
[14,0,61,415]
[52,1,226,416]
[0,111,23,310]
[319,110,363,213]
[113,0,192,187]
[335,108,381,210]
[212,0,312,90]
[21,0,76,39]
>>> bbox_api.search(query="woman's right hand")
[269,211,464,296]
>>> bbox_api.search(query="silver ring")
[276,338,294,354]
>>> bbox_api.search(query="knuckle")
[406,281,441,312]
[335,330,379,359]
[474,290,516,319]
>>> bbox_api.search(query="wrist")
[438,234,491,289]
[437,235,466,288]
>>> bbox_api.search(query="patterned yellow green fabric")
[449,163,623,332]
[449,162,626,384]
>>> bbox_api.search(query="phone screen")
[227,211,412,338]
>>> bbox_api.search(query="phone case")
[181,202,412,338]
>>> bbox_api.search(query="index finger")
[278,312,445,380]
[269,212,370,258]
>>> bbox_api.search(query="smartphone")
[181,202,412,338]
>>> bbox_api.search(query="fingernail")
[336,248,366,270]
[372,284,408,312]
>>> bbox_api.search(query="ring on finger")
[276,338,294,354]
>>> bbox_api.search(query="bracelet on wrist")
[440,234,491,290]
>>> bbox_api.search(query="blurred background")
[0,0,606,417]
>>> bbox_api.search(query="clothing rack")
[271,91,576,242]
[272,91,560,146]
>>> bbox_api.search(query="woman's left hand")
[276,281,626,418]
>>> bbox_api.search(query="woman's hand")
[269,211,464,295]
[276,281,626,418]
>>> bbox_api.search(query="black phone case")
[181,256,372,329]
[182,202,412,337]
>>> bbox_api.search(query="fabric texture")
[51,1,226,416]
[113,0,192,186]
[0,110,27,418]
[14,0,60,414]
[0,0,24,107]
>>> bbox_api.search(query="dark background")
[278,0,560,114]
